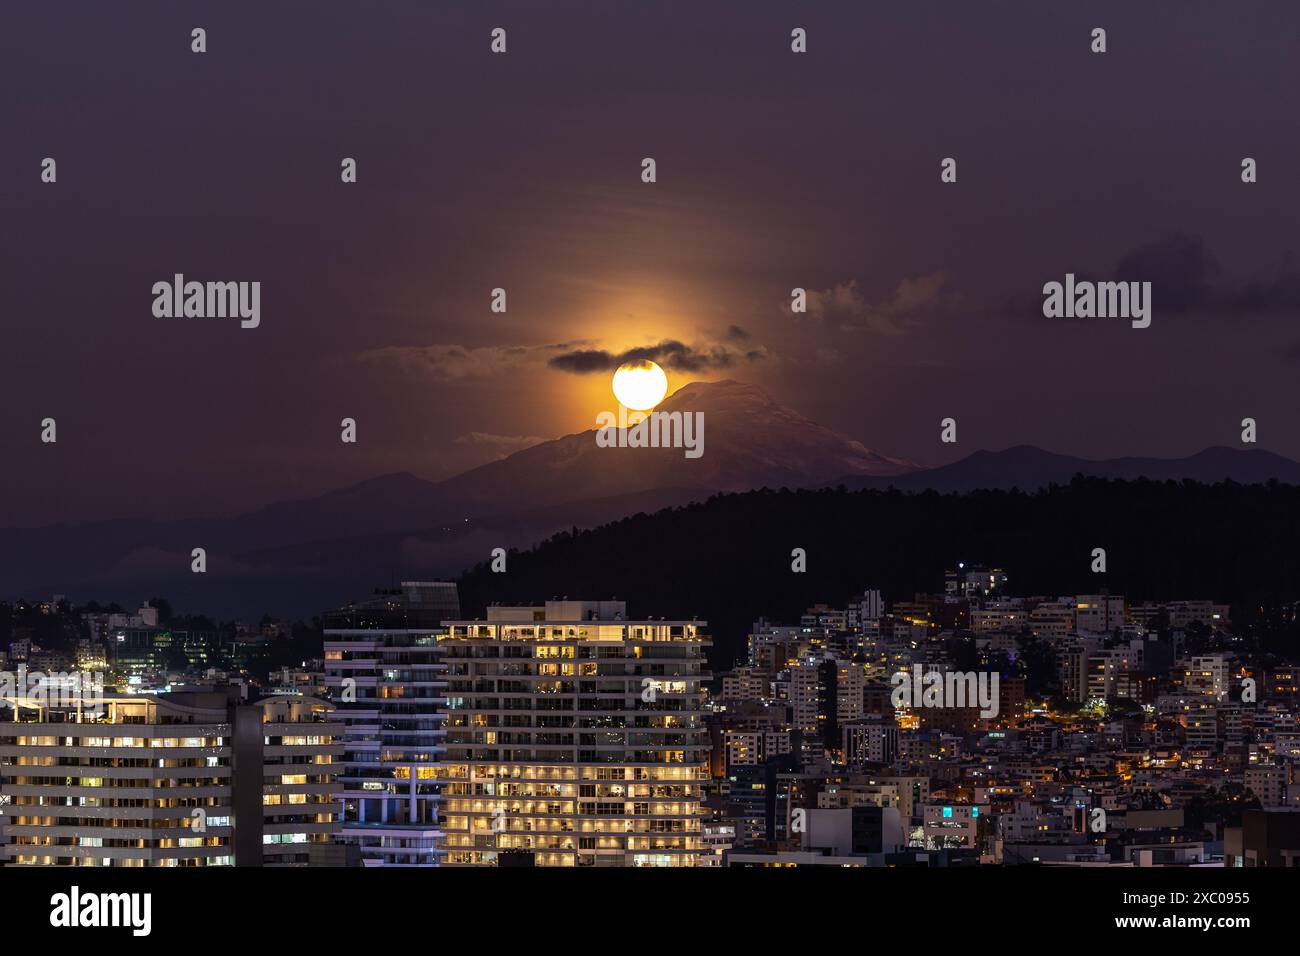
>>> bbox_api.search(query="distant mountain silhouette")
[0,380,913,616]
[3,379,1299,619]
[429,379,916,509]
[220,379,917,535]
[831,445,1300,492]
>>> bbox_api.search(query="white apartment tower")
[1075,595,1126,634]
[0,689,341,866]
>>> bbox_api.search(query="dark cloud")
[1115,234,1219,312]
[359,342,586,379]
[548,349,619,373]
[795,274,958,333]
[549,338,768,375]
[1234,271,1300,314]
[1132,233,1300,315]
[1011,234,1300,320]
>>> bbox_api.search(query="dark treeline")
[457,478,1300,669]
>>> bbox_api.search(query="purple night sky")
[3,0,1299,526]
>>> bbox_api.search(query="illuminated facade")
[323,581,459,866]
[440,601,710,867]
[0,690,341,866]
[259,695,346,865]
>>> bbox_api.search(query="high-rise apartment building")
[721,666,767,702]
[837,661,866,724]
[1186,654,1234,699]
[323,581,459,866]
[842,718,900,765]
[790,663,822,740]
[849,590,885,630]
[944,566,1008,600]
[1074,594,1126,634]
[0,688,341,866]
[439,600,709,866]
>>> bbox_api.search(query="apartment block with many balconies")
[439,600,709,867]
[0,688,341,866]
[322,581,459,866]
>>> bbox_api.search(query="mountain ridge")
[829,444,1300,492]
[3,379,1300,618]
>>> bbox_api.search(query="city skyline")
[3,569,1298,872]
[0,4,1293,931]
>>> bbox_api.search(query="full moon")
[611,360,668,411]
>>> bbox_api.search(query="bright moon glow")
[611,360,668,410]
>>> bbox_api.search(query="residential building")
[323,581,459,866]
[438,600,709,866]
[0,688,341,866]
